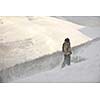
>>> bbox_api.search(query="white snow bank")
[0,16,91,70]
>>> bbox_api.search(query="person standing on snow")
[62,38,72,68]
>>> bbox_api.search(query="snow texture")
[0,16,100,83]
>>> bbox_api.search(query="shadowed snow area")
[0,51,63,82]
[54,16,100,27]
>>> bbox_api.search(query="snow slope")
[0,16,90,71]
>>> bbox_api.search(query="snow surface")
[0,16,100,83]
[0,16,90,70]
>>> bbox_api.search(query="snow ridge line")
[0,51,63,82]
[72,37,100,51]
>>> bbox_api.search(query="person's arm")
[68,47,72,54]
[62,43,64,52]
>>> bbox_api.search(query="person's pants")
[62,55,71,68]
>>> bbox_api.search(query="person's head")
[65,38,70,43]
